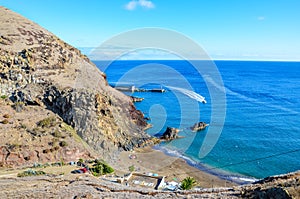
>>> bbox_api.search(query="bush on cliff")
[17,169,46,177]
[52,130,62,138]
[90,159,114,176]
[59,141,68,147]
[129,165,135,172]
[3,113,10,118]
[37,116,56,128]
[1,119,9,124]
[0,95,7,99]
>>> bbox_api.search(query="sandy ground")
[111,147,236,188]
[0,147,236,189]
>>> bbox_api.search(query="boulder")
[161,127,180,140]
[191,122,208,132]
[130,96,144,102]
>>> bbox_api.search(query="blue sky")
[1,0,300,60]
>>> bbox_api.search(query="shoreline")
[110,146,238,188]
[153,145,258,185]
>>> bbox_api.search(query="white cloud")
[125,0,155,11]
[139,0,155,9]
[125,1,138,11]
[257,16,265,21]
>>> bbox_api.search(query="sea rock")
[130,96,144,102]
[191,122,208,132]
[161,127,180,140]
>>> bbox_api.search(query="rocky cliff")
[0,7,150,167]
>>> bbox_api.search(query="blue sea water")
[94,60,300,181]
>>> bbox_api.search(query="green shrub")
[37,117,56,128]
[20,123,27,129]
[43,163,51,167]
[92,163,104,177]
[129,165,135,172]
[78,158,84,164]
[17,169,46,177]
[3,113,10,118]
[103,164,114,174]
[1,119,9,124]
[0,95,7,99]
[52,130,62,138]
[53,146,60,151]
[8,143,21,150]
[90,160,114,176]
[43,149,51,153]
[51,162,64,167]
[33,163,43,168]
[180,177,197,190]
[59,141,68,147]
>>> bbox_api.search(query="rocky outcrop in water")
[130,96,144,102]
[0,6,150,166]
[191,122,208,132]
[160,127,180,140]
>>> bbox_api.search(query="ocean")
[94,60,300,182]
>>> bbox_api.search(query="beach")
[110,146,236,188]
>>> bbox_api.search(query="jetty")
[112,85,166,93]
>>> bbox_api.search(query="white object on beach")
[133,180,140,184]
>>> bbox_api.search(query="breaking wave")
[166,86,206,103]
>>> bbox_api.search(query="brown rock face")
[0,6,150,166]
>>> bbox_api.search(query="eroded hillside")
[0,6,150,167]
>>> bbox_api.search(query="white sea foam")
[166,86,206,103]
[153,145,258,185]
[228,176,258,183]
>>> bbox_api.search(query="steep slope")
[0,6,150,166]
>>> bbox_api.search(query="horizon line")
[90,59,300,62]
[77,47,300,62]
